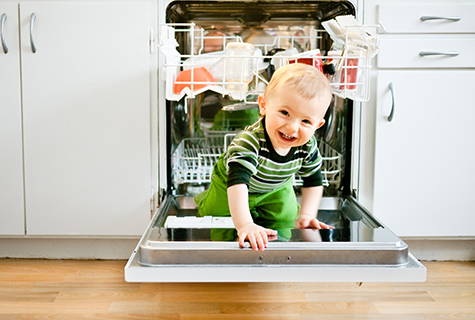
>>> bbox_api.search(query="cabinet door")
[0,3,24,235]
[20,2,152,235]
[373,70,475,237]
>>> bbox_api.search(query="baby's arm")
[295,186,334,229]
[227,184,277,251]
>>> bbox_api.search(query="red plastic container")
[174,67,216,94]
[289,50,323,73]
[339,57,358,90]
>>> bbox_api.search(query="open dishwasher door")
[125,196,426,282]
[125,0,426,282]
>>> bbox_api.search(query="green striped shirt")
[222,117,323,193]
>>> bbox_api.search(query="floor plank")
[305,291,434,302]
[13,315,178,320]
[300,315,426,320]
[0,291,58,302]
[218,301,380,314]
[0,301,111,314]
[108,301,220,314]
[183,315,301,320]
[375,301,475,314]
[248,282,397,292]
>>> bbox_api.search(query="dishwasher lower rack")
[171,134,342,189]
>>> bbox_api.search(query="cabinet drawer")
[378,4,475,34]
[377,38,475,68]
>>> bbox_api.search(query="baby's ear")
[258,95,266,115]
[317,119,326,129]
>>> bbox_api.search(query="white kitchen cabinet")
[1,1,154,236]
[362,0,475,237]
[373,70,475,237]
[0,2,24,235]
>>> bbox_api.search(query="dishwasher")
[125,0,427,282]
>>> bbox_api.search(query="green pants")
[194,158,299,231]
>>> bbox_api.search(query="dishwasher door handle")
[30,13,36,53]
[388,82,395,122]
[1,13,7,54]
[419,51,460,57]
[420,16,461,22]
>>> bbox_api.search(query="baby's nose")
[286,120,299,132]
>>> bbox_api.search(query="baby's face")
[259,87,329,156]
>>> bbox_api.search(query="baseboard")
[0,237,140,260]
[402,238,475,261]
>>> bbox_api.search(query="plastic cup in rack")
[289,49,324,73]
[224,42,255,99]
[270,48,299,69]
[210,48,263,82]
[339,46,365,91]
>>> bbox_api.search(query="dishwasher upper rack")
[171,134,342,190]
[159,23,379,103]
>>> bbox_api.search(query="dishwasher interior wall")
[163,0,365,199]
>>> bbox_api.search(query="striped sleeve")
[227,162,253,187]
[302,170,323,187]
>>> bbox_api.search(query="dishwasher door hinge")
[159,188,167,204]
[150,188,160,214]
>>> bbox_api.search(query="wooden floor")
[0,259,474,319]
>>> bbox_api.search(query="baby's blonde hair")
[264,63,332,102]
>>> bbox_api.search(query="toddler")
[194,63,334,251]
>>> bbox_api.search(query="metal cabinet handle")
[1,13,7,54]
[419,51,460,57]
[420,16,461,22]
[30,13,36,53]
[388,82,395,122]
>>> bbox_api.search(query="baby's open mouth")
[280,132,296,142]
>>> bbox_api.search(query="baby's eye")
[280,110,289,116]
[302,119,312,125]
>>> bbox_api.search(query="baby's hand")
[295,214,334,230]
[237,222,277,251]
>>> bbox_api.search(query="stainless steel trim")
[1,13,7,54]
[419,51,460,57]
[30,13,36,54]
[139,242,409,266]
[344,195,382,229]
[420,16,461,22]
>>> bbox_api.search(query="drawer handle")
[30,13,36,54]
[420,16,461,22]
[388,82,395,122]
[419,51,460,57]
[1,13,7,54]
